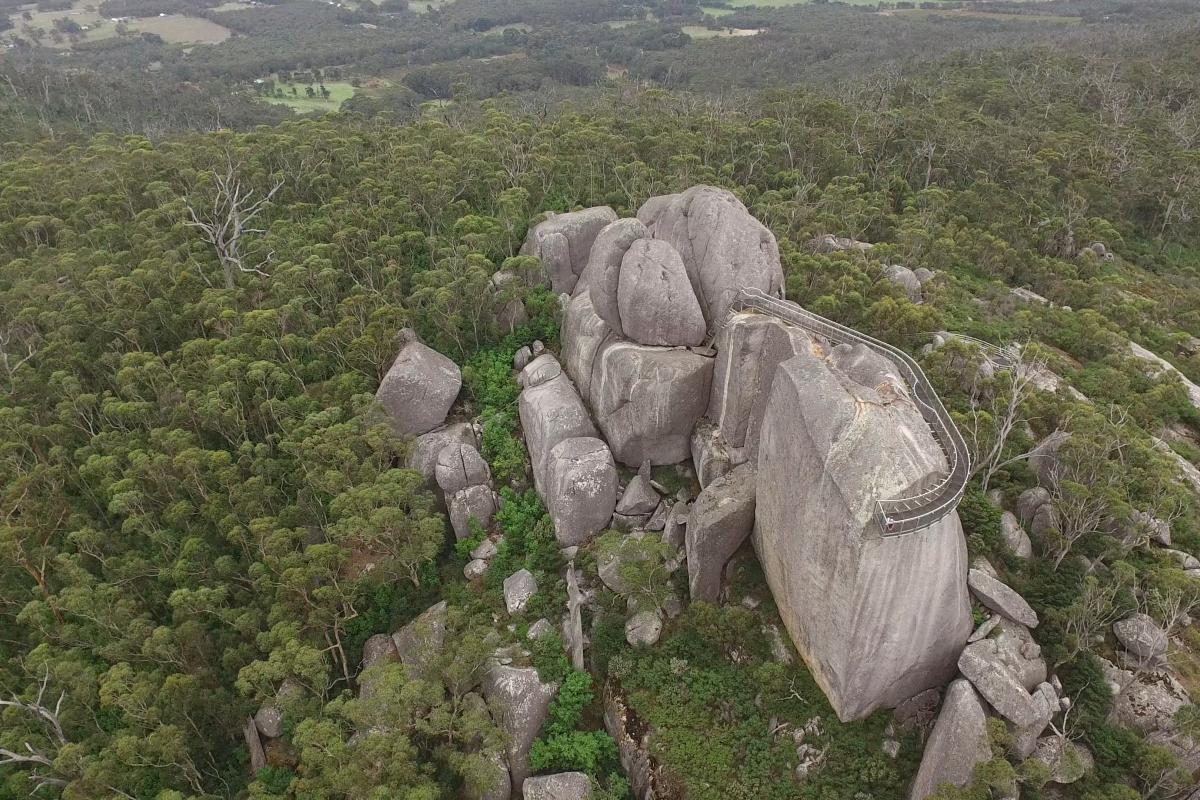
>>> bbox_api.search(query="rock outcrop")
[967,569,1039,628]
[908,679,991,800]
[393,601,448,678]
[753,336,971,721]
[580,218,648,337]
[521,207,618,295]
[686,463,756,602]
[407,422,477,485]
[1113,613,1168,661]
[1000,511,1032,559]
[647,185,784,326]
[376,331,462,436]
[482,666,557,788]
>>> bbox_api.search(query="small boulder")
[625,609,664,647]
[617,238,707,347]
[992,618,1047,691]
[253,704,284,739]
[686,464,756,603]
[513,345,534,371]
[376,332,462,437]
[1031,503,1059,538]
[522,772,592,800]
[967,569,1039,628]
[908,679,991,800]
[894,688,942,730]
[1000,512,1032,559]
[1165,548,1200,570]
[464,559,489,580]
[435,443,490,496]
[1113,613,1167,660]
[527,619,555,640]
[504,569,538,615]
[1010,682,1059,759]
[520,353,564,389]
[1133,509,1171,547]
[806,234,873,253]
[1016,486,1050,527]
[662,501,688,550]
[913,267,935,284]
[471,538,499,560]
[690,420,746,489]
[967,614,1001,643]
[617,471,661,517]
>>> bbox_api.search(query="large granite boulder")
[544,437,618,546]
[407,422,478,485]
[908,679,991,800]
[435,443,490,496]
[393,601,448,677]
[967,569,1039,628]
[1113,613,1168,660]
[617,238,706,347]
[1029,430,1071,484]
[361,633,400,670]
[636,194,678,229]
[376,331,462,436]
[522,772,592,800]
[579,218,648,336]
[591,342,714,466]
[518,363,598,495]
[521,207,618,295]
[466,749,511,800]
[1016,487,1051,527]
[449,484,497,541]
[708,311,810,456]
[650,186,784,325]
[560,291,614,400]
[504,569,538,615]
[753,342,972,721]
[882,264,923,303]
[482,665,557,788]
[686,464,756,603]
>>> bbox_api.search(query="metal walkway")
[725,287,971,536]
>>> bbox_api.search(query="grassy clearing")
[700,5,737,16]
[682,24,764,38]
[407,0,449,12]
[209,0,255,10]
[260,81,357,114]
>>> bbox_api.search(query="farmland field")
[682,24,764,38]
[3,2,231,47]
[260,81,357,114]
[130,15,233,43]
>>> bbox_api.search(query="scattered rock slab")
[908,679,991,800]
[464,559,489,580]
[1113,613,1167,660]
[967,614,1001,643]
[393,601,448,677]
[958,639,1041,727]
[967,569,1039,628]
[1010,682,1059,759]
[686,463,756,603]
[504,569,538,615]
[522,771,592,800]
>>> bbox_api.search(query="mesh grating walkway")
[725,287,971,536]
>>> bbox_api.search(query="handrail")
[726,287,971,536]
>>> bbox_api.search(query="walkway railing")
[726,287,971,536]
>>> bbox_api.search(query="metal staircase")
[725,287,971,536]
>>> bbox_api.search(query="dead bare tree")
[0,673,70,793]
[185,158,282,290]
[0,321,41,389]
[965,342,1047,492]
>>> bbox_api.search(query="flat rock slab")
[482,665,557,788]
[967,569,1039,628]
